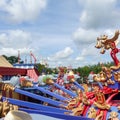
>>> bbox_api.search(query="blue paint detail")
[97,82,103,89]
[22,87,36,90]
[34,86,69,101]
[109,81,119,89]
[74,81,84,91]
[54,83,77,97]
[85,105,98,117]
[107,69,120,89]
[13,63,35,69]
[2,97,70,114]
[106,106,120,120]
[20,108,92,120]
[15,88,66,107]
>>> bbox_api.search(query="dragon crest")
[95,30,120,65]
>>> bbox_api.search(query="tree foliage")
[3,55,18,64]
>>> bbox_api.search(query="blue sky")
[0,0,120,68]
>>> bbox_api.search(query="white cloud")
[48,57,79,68]
[75,56,84,61]
[0,33,8,46]
[0,47,31,56]
[0,29,31,48]
[73,28,99,47]
[81,44,98,56]
[79,0,120,29]
[0,0,47,23]
[49,47,74,61]
[0,29,33,56]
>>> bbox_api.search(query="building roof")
[0,56,13,67]
[0,67,27,76]
[0,56,26,76]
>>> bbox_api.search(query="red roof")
[0,67,27,76]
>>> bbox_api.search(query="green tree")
[3,55,19,64]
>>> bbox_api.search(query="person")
[3,110,32,120]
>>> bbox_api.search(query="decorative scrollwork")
[88,107,97,118]
[82,92,90,105]
[94,91,110,110]
[0,100,18,117]
[93,71,107,82]
[107,79,115,85]
[108,111,119,120]
[2,83,15,91]
[95,30,120,66]
[45,78,54,85]
[20,80,33,87]
[114,72,120,82]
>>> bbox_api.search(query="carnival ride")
[0,30,120,119]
